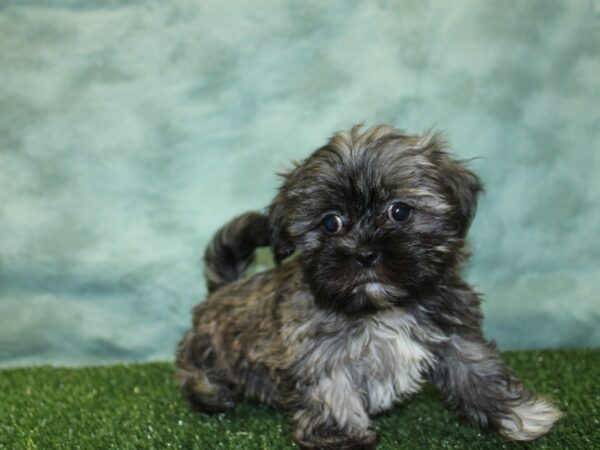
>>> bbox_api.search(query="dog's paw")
[179,369,237,414]
[297,428,380,450]
[498,396,563,441]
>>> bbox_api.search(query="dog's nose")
[354,251,381,267]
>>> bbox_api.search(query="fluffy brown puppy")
[176,125,562,449]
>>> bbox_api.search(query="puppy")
[176,125,561,449]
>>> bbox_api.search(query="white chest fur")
[359,311,434,414]
[294,310,435,429]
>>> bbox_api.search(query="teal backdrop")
[1,0,599,367]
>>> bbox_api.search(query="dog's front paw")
[296,428,379,450]
[498,396,563,441]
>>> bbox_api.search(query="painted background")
[1,0,599,366]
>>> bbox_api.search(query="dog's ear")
[444,159,483,237]
[422,134,483,237]
[267,192,296,264]
[267,165,301,264]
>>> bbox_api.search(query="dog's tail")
[203,211,270,293]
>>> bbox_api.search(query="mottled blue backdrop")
[1,0,599,366]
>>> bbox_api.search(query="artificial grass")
[0,349,598,450]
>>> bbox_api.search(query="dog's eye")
[321,214,343,234]
[388,202,412,223]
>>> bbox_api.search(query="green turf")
[0,349,598,449]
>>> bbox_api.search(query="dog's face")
[269,125,482,314]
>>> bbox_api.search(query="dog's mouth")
[351,280,408,299]
[352,281,383,294]
[351,279,379,292]
[353,269,380,285]
[351,269,383,289]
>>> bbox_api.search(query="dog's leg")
[287,373,379,450]
[429,333,562,441]
[176,331,237,413]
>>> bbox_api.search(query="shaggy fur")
[176,125,562,449]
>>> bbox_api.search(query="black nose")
[354,251,381,267]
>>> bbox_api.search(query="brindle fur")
[176,125,562,449]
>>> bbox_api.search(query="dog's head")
[268,125,482,314]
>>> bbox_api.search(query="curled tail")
[203,211,270,293]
